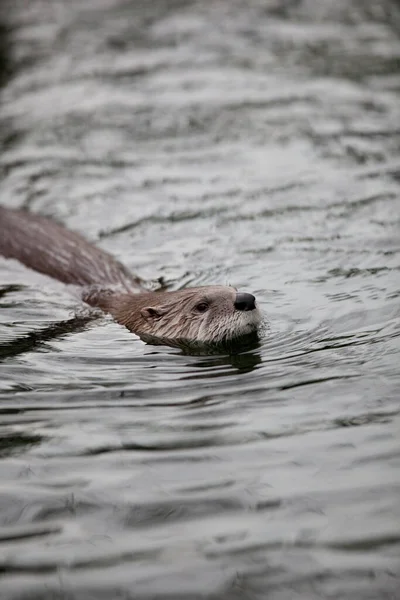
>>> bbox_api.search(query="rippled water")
[1,1,400,598]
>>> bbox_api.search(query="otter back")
[0,206,142,292]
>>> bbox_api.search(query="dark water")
[1,1,400,598]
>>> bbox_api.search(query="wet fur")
[88,287,261,344]
[0,206,262,348]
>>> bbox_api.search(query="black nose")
[234,292,256,312]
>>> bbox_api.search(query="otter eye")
[195,302,209,313]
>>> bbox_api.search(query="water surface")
[0,1,400,598]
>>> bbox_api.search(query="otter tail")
[0,206,143,293]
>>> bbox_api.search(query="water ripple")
[1,0,400,598]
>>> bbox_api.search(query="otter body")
[0,206,262,349]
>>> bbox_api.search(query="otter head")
[112,286,262,351]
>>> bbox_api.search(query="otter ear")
[141,306,163,320]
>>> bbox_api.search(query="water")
[0,1,399,598]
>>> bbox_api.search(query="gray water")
[0,1,400,598]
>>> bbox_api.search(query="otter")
[0,206,262,351]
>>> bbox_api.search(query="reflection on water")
[0,0,400,598]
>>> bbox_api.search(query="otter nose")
[234,292,256,312]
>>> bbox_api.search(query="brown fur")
[0,206,262,349]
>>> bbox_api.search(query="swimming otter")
[0,206,262,350]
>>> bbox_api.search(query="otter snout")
[234,292,256,311]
